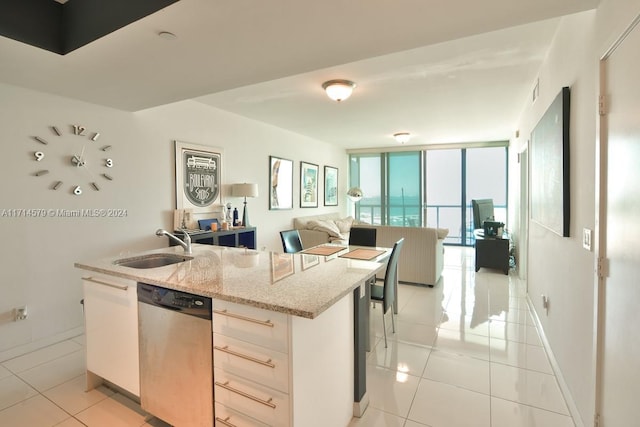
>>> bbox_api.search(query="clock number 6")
[105,158,113,168]
[73,186,83,196]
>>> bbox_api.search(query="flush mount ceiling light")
[393,132,411,144]
[322,79,357,102]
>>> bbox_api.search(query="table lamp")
[232,183,259,227]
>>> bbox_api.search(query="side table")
[474,230,510,275]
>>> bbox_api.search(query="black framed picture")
[300,161,319,208]
[269,155,293,210]
[324,166,338,206]
[530,86,571,237]
[175,140,222,211]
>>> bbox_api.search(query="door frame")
[593,12,640,422]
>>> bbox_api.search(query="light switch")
[583,228,592,251]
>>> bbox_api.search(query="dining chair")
[371,238,404,348]
[349,227,377,247]
[280,229,303,253]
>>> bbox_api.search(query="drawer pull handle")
[83,276,128,291]
[214,309,274,328]
[215,380,276,409]
[214,345,275,368]
[215,416,237,427]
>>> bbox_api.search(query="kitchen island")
[76,243,386,427]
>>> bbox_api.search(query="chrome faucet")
[156,229,192,254]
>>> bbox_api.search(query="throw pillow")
[437,228,449,239]
[308,220,342,238]
[334,216,355,233]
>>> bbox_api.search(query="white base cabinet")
[82,274,139,397]
[213,294,354,427]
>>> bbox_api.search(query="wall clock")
[31,125,114,195]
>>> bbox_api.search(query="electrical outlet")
[541,295,549,315]
[583,228,592,251]
[14,306,28,321]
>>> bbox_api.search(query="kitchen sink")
[114,253,193,269]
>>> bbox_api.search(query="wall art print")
[324,165,338,206]
[175,141,222,212]
[269,155,293,210]
[300,161,319,208]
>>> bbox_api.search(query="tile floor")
[0,247,574,427]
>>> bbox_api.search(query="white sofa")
[292,213,448,287]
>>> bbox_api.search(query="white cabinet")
[213,299,291,426]
[82,274,139,396]
[212,295,355,427]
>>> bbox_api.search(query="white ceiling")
[0,0,598,149]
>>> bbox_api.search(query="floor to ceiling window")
[349,144,507,246]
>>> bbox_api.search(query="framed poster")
[175,141,222,212]
[300,161,319,208]
[269,155,293,210]
[530,86,571,237]
[324,166,338,206]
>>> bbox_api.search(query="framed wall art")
[324,165,338,206]
[300,161,319,208]
[530,86,571,237]
[175,141,222,212]
[269,155,293,210]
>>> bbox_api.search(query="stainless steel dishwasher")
[137,283,213,427]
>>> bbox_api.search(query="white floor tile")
[392,320,439,348]
[490,338,553,374]
[422,349,490,394]
[368,339,431,377]
[2,340,82,374]
[0,375,39,411]
[43,374,115,415]
[407,379,491,427]
[433,327,490,361]
[490,363,569,415]
[366,365,421,418]
[347,406,406,426]
[491,397,575,427]
[403,420,430,427]
[489,320,542,346]
[75,393,148,427]
[55,418,88,427]
[18,350,85,392]
[0,395,69,427]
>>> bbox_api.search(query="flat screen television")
[472,199,495,230]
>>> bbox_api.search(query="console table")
[474,229,510,274]
[171,227,257,250]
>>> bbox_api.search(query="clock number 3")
[105,158,113,168]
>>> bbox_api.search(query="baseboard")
[526,296,584,427]
[0,326,85,363]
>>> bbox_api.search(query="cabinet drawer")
[215,402,269,427]
[214,368,290,427]
[213,300,289,353]
[213,333,289,393]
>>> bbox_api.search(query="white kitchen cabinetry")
[213,295,354,427]
[82,274,139,397]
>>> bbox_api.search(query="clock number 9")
[105,158,113,168]
[73,186,83,196]
[34,151,45,161]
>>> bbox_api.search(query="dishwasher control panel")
[138,283,211,320]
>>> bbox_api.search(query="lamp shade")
[322,79,356,102]
[232,183,259,198]
[347,186,363,202]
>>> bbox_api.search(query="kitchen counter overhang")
[75,244,386,319]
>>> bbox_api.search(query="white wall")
[511,1,640,424]
[0,83,347,358]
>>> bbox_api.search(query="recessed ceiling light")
[158,31,177,40]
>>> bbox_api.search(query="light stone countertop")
[75,244,387,319]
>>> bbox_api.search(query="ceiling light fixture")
[322,79,356,102]
[393,132,411,144]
